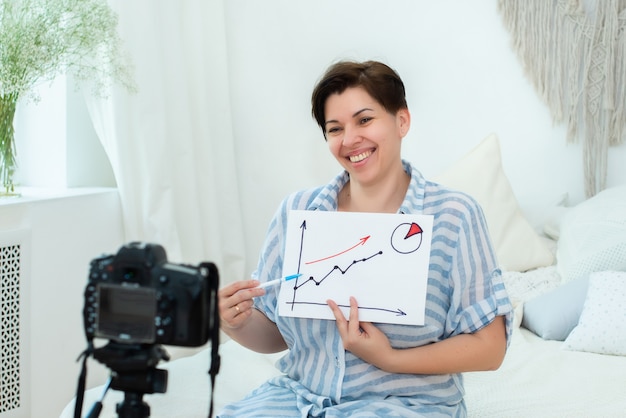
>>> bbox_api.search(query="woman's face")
[324,86,409,187]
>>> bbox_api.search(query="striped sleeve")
[424,185,514,345]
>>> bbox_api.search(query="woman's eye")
[326,126,341,135]
[359,117,372,125]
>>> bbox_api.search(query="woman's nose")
[342,124,361,146]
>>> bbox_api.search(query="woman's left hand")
[327,296,394,370]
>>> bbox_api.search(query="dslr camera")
[77,242,221,418]
[83,241,218,347]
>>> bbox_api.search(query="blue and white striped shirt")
[219,161,513,418]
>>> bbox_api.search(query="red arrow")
[305,236,371,264]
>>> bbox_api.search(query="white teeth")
[349,151,372,163]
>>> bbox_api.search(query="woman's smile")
[348,149,375,163]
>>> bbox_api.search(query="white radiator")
[0,229,30,418]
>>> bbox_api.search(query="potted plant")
[0,0,135,196]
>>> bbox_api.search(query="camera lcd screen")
[97,283,157,343]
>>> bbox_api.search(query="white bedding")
[62,266,626,418]
[464,326,626,417]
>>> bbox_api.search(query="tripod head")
[91,342,170,418]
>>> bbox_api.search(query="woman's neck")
[338,168,410,213]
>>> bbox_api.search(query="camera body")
[83,242,218,347]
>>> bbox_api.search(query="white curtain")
[84,0,246,283]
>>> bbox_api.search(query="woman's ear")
[397,108,411,137]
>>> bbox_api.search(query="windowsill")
[0,187,118,206]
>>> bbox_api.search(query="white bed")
[62,135,626,417]
[61,266,626,418]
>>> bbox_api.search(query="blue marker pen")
[257,273,302,289]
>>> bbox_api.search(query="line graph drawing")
[278,210,434,325]
[294,251,383,290]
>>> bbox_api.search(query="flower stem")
[0,93,19,195]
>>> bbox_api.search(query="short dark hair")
[311,60,408,138]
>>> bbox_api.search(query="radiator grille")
[0,243,21,413]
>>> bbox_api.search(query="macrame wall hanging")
[498,0,626,197]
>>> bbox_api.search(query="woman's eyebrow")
[352,108,374,117]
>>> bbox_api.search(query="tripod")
[90,342,170,418]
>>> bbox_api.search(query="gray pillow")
[522,277,589,341]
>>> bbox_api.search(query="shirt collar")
[308,160,427,214]
[399,160,427,214]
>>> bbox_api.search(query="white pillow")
[433,133,554,272]
[563,270,626,356]
[542,193,570,240]
[557,185,626,283]
[522,276,589,341]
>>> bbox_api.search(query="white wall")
[15,77,115,189]
[224,0,626,267]
[0,190,123,417]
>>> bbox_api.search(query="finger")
[219,279,260,297]
[223,299,255,328]
[327,299,348,334]
[220,280,263,305]
[232,303,250,321]
[358,321,375,336]
[218,280,258,310]
[218,280,262,325]
[348,296,361,335]
[233,299,255,315]
[327,299,343,320]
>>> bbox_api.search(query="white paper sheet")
[278,210,433,325]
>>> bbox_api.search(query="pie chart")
[390,222,423,254]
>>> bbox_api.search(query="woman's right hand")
[218,279,265,330]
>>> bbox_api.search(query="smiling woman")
[217,60,513,418]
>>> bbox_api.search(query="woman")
[218,60,513,417]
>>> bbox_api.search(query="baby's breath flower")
[0,0,135,194]
[0,0,136,101]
